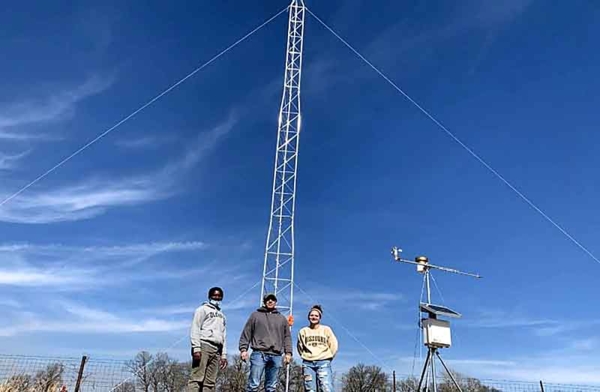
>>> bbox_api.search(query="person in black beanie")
[239,293,292,392]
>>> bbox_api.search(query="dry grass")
[0,363,65,392]
[0,381,64,392]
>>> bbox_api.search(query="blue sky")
[1,0,600,385]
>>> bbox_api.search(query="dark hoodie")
[239,307,292,355]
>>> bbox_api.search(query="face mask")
[209,299,221,307]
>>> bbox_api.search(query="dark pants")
[188,342,220,392]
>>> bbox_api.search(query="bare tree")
[112,381,136,392]
[148,352,167,392]
[31,363,65,392]
[341,364,389,392]
[159,357,188,392]
[124,351,188,392]
[216,355,248,392]
[126,351,153,392]
[276,361,304,392]
[395,376,419,392]
[438,370,501,392]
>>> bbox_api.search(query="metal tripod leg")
[417,348,432,391]
[435,351,463,392]
[431,349,437,392]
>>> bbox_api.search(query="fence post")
[392,370,396,392]
[74,355,88,392]
[539,380,545,392]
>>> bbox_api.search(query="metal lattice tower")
[260,0,305,317]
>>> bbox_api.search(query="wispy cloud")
[448,353,600,384]
[470,309,555,329]
[477,362,600,384]
[568,338,597,352]
[0,302,188,337]
[0,150,30,171]
[0,113,237,224]
[0,241,206,256]
[0,299,21,308]
[75,6,119,55]
[146,305,196,316]
[463,0,535,28]
[307,1,534,92]
[114,135,174,149]
[0,176,168,224]
[0,241,207,273]
[445,358,518,367]
[0,263,220,294]
[391,352,600,384]
[382,342,600,385]
[329,291,405,311]
[367,0,534,58]
[296,286,405,311]
[0,74,115,139]
[0,260,213,290]
[161,113,236,172]
[147,296,258,317]
[460,0,535,73]
[533,319,600,337]
[0,240,209,288]
[467,309,600,349]
[0,266,95,287]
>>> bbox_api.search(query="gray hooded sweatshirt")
[239,307,292,355]
[190,302,227,358]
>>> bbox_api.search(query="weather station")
[391,247,481,392]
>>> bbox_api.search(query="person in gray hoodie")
[188,287,227,392]
[239,293,292,392]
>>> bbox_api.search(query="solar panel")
[420,303,461,318]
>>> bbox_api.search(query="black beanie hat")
[263,293,277,303]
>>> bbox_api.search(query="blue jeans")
[302,359,333,392]
[247,351,283,392]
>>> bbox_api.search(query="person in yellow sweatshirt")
[296,305,338,392]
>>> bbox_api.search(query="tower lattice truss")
[261,0,305,316]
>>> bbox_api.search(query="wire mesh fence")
[480,379,600,392]
[387,372,600,392]
[1,353,600,392]
[0,354,131,392]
